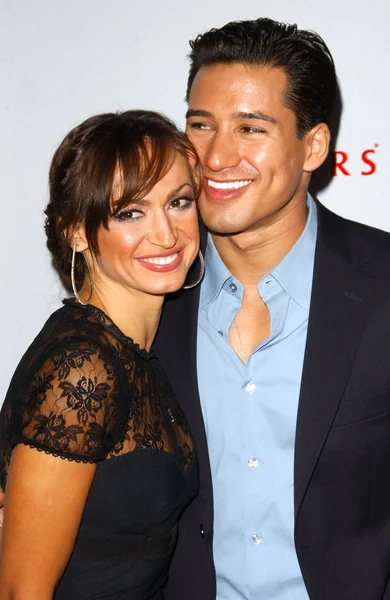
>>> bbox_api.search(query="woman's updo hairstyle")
[45,110,201,289]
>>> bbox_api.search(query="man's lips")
[135,249,184,272]
[204,177,253,201]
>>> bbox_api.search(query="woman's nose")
[147,213,178,248]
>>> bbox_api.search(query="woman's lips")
[136,249,184,272]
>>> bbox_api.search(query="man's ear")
[303,123,331,173]
[67,225,88,253]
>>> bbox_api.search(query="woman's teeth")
[140,253,178,265]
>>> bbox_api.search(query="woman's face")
[92,153,200,297]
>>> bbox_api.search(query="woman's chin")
[140,277,187,297]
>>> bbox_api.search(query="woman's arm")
[0,444,96,600]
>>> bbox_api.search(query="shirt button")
[252,533,262,545]
[245,382,256,394]
[229,283,237,292]
[248,457,259,468]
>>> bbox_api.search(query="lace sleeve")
[14,337,120,463]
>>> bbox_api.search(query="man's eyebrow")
[233,111,277,124]
[185,108,276,125]
[185,109,213,119]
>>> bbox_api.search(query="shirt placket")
[242,279,291,595]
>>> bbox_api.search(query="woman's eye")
[115,209,144,222]
[169,196,194,210]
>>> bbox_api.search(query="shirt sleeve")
[14,337,120,463]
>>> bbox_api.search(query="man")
[1,17,390,600]
[154,17,390,600]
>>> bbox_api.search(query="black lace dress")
[0,300,198,599]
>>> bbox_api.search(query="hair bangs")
[112,135,176,216]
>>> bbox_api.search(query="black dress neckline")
[62,298,155,360]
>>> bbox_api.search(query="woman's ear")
[67,226,88,253]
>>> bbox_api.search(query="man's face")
[185,63,317,235]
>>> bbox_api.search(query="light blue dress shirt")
[197,196,317,600]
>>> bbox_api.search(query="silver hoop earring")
[183,250,205,290]
[71,245,93,305]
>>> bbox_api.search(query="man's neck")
[212,197,309,286]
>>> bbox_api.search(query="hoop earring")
[183,250,205,290]
[71,245,93,305]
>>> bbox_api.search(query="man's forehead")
[187,62,288,105]
[190,62,287,83]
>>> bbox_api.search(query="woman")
[0,110,203,599]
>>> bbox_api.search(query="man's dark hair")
[186,17,337,138]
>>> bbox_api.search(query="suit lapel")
[155,237,214,548]
[294,204,378,520]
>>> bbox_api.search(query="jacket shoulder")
[316,201,390,271]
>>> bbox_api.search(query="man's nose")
[203,131,240,171]
[147,213,178,248]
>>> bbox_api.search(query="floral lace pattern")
[0,300,195,491]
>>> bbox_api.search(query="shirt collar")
[200,194,318,310]
[200,232,232,308]
[270,194,317,309]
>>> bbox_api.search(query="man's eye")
[169,196,194,210]
[187,122,211,130]
[115,209,143,221]
[241,126,267,134]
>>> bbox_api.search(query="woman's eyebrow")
[166,183,193,201]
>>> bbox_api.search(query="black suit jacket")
[155,201,390,600]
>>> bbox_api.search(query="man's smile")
[206,179,252,190]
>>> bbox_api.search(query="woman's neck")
[79,282,164,352]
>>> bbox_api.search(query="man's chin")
[199,197,255,236]
[202,215,250,237]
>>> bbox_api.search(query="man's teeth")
[207,179,251,190]
[141,253,178,265]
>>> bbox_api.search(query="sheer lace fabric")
[0,300,194,488]
[0,300,198,599]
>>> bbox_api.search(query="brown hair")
[45,110,201,288]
